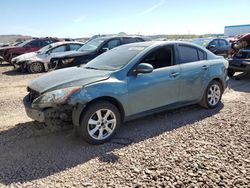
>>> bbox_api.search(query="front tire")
[200,80,223,109]
[28,62,44,73]
[79,101,121,145]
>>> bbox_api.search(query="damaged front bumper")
[23,95,45,122]
[23,95,73,125]
[12,61,28,72]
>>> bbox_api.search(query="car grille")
[27,87,40,103]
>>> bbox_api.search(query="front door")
[127,45,181,116]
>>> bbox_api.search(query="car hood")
[0,46,18,51]
[52,50,92,59]
[13,52,37,62]
[28,67,112,93]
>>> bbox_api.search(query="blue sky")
[0,0,249,37]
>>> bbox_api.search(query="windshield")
[78,38,104,52]
[17,40,32,47]
[83,45,146,70]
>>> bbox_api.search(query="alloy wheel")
[207,84,221,106]
[87,109,117,140]
[30,62,43,73]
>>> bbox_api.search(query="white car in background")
[11,41,84,73]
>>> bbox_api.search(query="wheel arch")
[72,96,125,128]
[211,77,225,92]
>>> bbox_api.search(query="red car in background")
[0,37,62,63]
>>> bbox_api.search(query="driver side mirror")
[100,48,109,53]
[208,44,216,49]
[135,63,153,74]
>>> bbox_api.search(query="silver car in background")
[11,41,84,73]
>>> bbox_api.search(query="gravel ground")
[0,64,249,188]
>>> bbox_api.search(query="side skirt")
[123,101,198,122]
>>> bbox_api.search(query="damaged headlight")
[62,58,74,64]
[32,87,80,108]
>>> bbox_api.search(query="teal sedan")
[24,41,228,144]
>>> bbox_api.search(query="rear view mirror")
[100,48,109,53]
[208,45,216,49]
[135,63,153,74]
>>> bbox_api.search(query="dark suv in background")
[228,48,250,77]
[48,36,146,70]
[0,37,62,63]
[192,38,230,57]
[206,38,230,57]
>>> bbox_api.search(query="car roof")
[47,41,84,47]
[95,35,143,41]
[122,41,205,49]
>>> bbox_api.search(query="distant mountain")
[0,35,32,44]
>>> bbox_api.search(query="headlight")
[32,87,80,108]
[62,58,74,64]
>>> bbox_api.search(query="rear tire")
[200,80,223,109]
[79,100,121,145]
[28,62,44,73]
[228,69,235,77]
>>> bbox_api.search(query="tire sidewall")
[28,62,44,73]
[204,80,223,109]
[80,101,121,145]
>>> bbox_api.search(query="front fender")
[67,77,128,112]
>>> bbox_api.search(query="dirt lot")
[0,64,249,188]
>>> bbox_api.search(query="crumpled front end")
[23,88,74,126]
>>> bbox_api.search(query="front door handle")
[202,65,209,70]
[170,72,180,78]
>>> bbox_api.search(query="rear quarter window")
[198,49,207,60]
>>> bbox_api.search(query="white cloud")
[138,0,166,16]
[73,16,86,23]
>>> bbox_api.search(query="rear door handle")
[202,65,209,70]
[170,72,180,78]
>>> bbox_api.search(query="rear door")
[177,44,209,102]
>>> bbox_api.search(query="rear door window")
[219,39,228,47]
[178,45,199,64]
